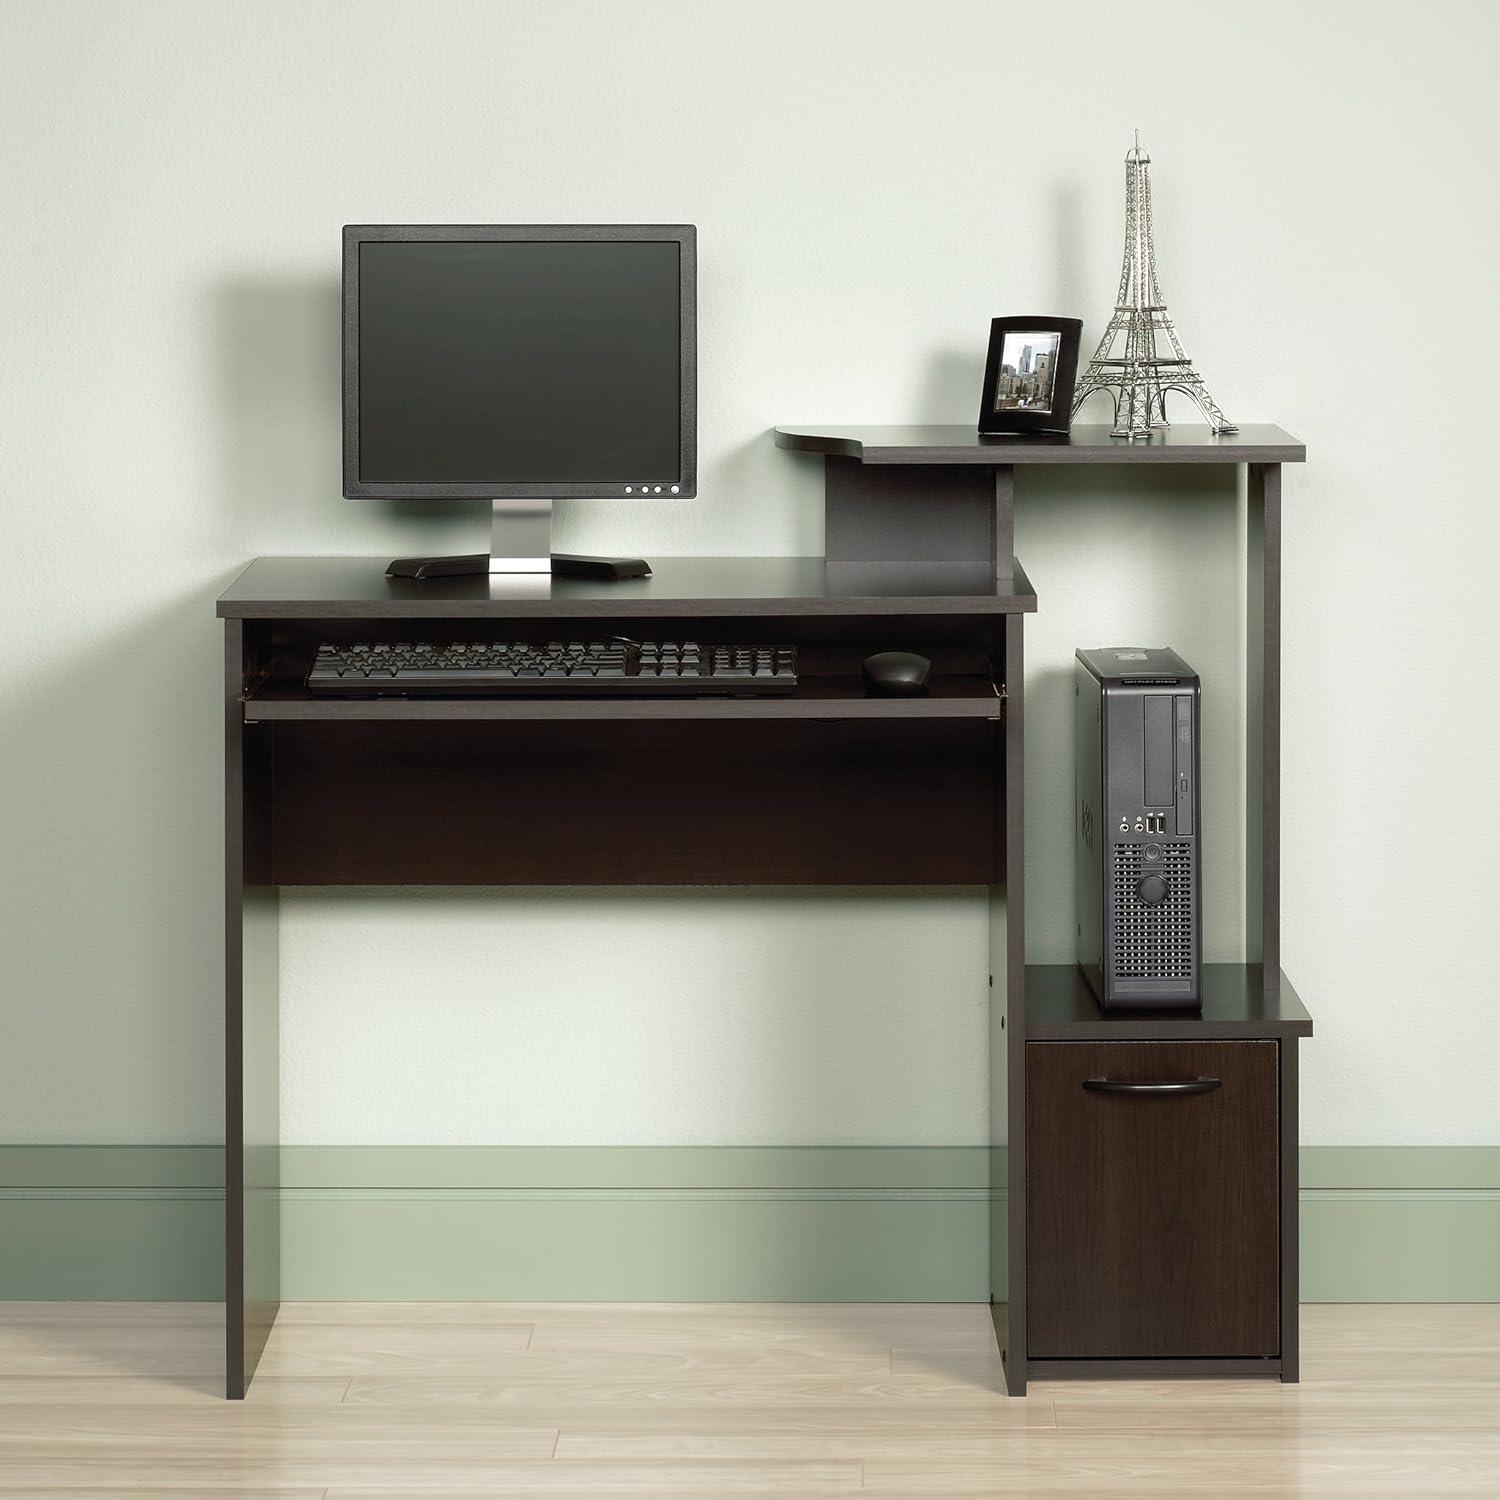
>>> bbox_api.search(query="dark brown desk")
[218,556,1034,1396]
[219,423,1310,1399]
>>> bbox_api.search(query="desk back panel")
[268,719,997,886]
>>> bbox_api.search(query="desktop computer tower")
[1075,647,1201,1010]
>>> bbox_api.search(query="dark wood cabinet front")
[1026,1039,1280,1360]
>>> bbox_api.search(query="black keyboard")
[306,639,798,697]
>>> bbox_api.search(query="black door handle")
[1082,1077,1222,1096]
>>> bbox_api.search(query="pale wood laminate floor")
[0,1303,1496,1495]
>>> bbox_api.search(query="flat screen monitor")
[343,225,695,500]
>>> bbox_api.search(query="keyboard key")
[306,641,796,697]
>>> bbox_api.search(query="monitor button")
[624,485,633,493]
[670,485,680,494]
[653,485,663,493]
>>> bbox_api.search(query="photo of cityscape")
[993,330,1061,413]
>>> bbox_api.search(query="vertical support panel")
[225,621,279,1399]
[987,731,1007,1368]
[1247,463,1281,987]
[824,459,1001,567]
[993,466,1014,585]
[1253,465,1295,1382]
[989,613,1026,1394]
[1279,1038,1300,1381]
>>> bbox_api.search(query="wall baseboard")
[1,1146,1495,1302]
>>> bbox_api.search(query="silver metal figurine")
[1073,134,1236,438]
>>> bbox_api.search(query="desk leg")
[1279,1038,1300,1382]
[225,622,279,1399]
[990,614,1026,1395]
[1248,463,1281,987]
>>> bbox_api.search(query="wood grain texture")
[1026,1041,1280,1360]
[0,1493,326,1500]
[267,719,996,886]
[0,1304,1497,1494]
[862,1433,1500,1493]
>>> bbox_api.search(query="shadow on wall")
[203,274,475,557]
[914,171,1093,428]
[0,272,487,1141]
[1028,661,1080,955]
[1050,176,1086,316]
[1048,175,1091,354]
[0,576,240,1141]
[915,349,984,423]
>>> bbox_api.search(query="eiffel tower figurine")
[1072,133,1235,438]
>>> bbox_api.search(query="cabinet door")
[1027,1040,1279,1359]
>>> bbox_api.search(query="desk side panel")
[225,621,279,1398]
[1248,464,1282,985]
[990,614,1025,1393]
[1280,1036,1300,1381]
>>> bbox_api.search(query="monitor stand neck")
[385,499,652,581]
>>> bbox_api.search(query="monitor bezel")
[342,223,697,500]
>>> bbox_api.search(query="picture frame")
[977,316,1082,435]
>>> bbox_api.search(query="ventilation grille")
[1112,841,1193,981]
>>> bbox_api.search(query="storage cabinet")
[1026,1039,1280,1360]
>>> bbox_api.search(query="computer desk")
[218,424,1308,1399]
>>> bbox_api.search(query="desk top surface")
[775,423,1305,465]
[218,556,1039,619]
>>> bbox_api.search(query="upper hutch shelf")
[775,423,1306,466]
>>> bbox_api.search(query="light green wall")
[3,1147,1496,1302]
[3,0,1499,1159]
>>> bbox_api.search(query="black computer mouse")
[863,651,931,695]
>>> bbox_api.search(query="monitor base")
[384,499,651,581]
[386,553,652,581]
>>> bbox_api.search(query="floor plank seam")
[4,1304,1500,1492]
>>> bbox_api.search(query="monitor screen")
[348,232,689,493]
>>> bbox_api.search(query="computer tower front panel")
[1076,648,1202,1009]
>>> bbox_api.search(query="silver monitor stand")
[385,499,650,581]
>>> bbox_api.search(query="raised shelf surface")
[1024,964,1313,1040]
[218,556,1038,620]
[242,676,1004,723]
[776,423,1306,466]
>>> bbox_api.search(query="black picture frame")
[978,316,1082,435]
